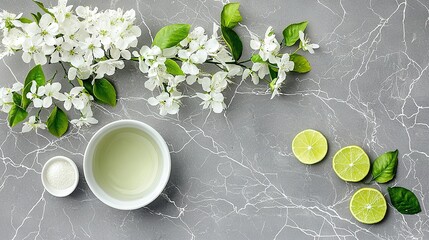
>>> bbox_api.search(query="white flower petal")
[147,97,159,106]
[33,98,43,108]
[42,97,52,108]
[250,39,261,50]
[64,100,72,111]
[211,101,224,113]
[22,124,32,133]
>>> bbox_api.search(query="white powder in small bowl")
[45,160,76,190]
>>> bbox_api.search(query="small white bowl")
[41,156,79,197]
[83,120,171,210]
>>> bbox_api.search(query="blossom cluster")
[0,1,319,136]
[1,1,140,77]
[133,24,243,115]
[244,27,319,98]
[0,0,141,131]
[0,80,96,132]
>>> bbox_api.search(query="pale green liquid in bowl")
[93,128,160,200]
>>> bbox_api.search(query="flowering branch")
[0,1,319,137]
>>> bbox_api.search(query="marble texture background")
[1,0,428,239]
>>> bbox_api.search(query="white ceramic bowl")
[41,156,79,197]
[83,120,171,210]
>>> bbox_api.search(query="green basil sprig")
[371,149,399,183]
[388,187,421,215]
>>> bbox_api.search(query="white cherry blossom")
[276,54,294,81]
[196,92,225,113]
[299,31,319,54]
[22,116,46,133]
[0,10,23,30]
[92,59,125,79]
[21,36,53,65]
[38,82,66,108]
[49,0,73,24]
[71,108,98,127]
[81,36,104,62]
[148,92,181,116]
[26,81,44,108]
[63,87,85,110]
[250,26,280,63]
[251,62,269,79]
[0,87,13,113]
[242,69,259,85]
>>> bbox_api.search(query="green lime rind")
[292,129,328,164]
[350,188,387,224]
[332,145,370,182]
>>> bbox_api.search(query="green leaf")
[24,65,45,87]
[47,106,69,137]
[83,80,95,96]
[290,54,311,73]
[221,3,242,29]
[77,78,95,96]
[12,92,22,106]
[268,65,278,80]
[22,65,46,109]
[388,187,421,215]
[8,105,28,127]
[33,1,55,17]
[152,24,191,49]
[31,13,42,24]
[19,17,33,24]
[251,54,264,63]
[283,21,308,47]
[371,149,399,183]
[93,78,117,106]
[165,59,184,75]
[221,26,243,61]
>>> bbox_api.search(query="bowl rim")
[41,156,79,197]
[83,119,171,210]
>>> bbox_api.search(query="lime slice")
[350,188,387,224]
[292,129,328,164]
[332,146,370,182]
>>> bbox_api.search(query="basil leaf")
[371,149,399,183]
[283,21,308,47]
[290,54,311,73]
[251,54,264,63]
[388,187,421,215]
[152,24,191,49]
[22,65,46,109]
[19,17,33,24]
[93,78,117,106]
[221,26,243,61]
[221,3,242,29]
[47,106,69,137]
[8,105,28,127]
[165,59,184,75]
[33,1,55,17]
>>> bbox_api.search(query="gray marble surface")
[1,0,428,239]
